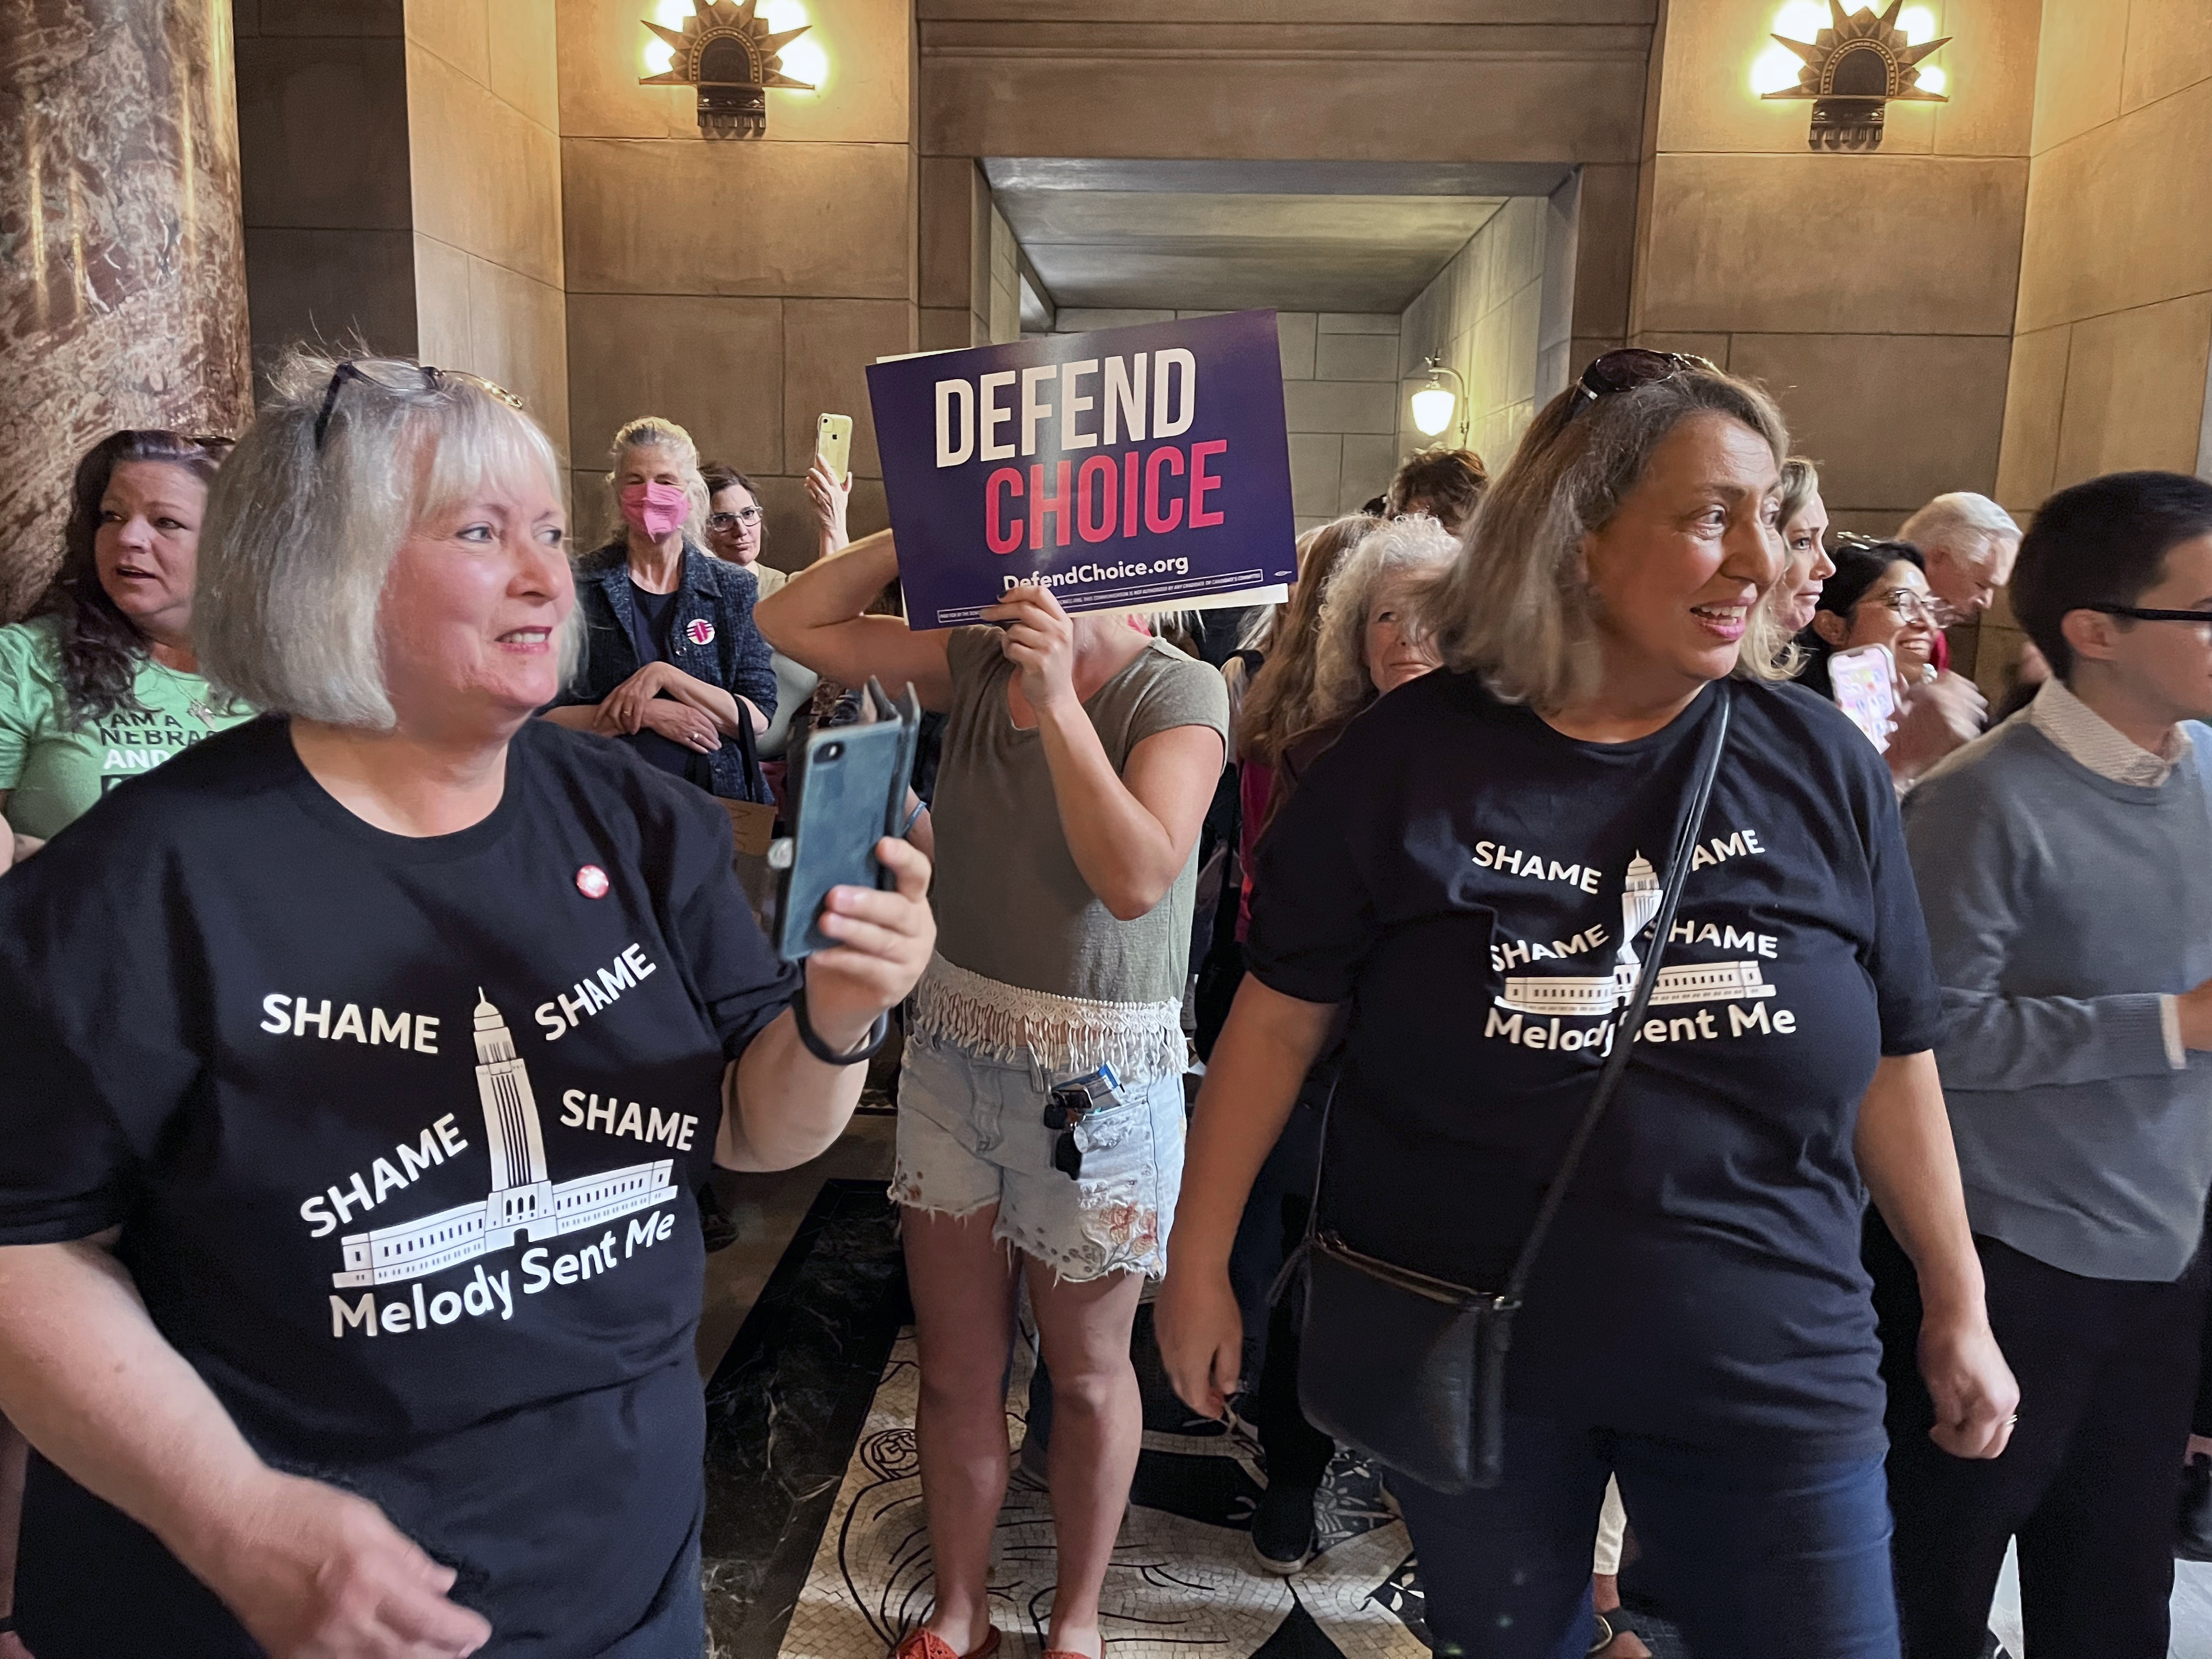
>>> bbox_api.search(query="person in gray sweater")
[1880,469,2212,1659]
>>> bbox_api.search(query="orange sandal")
[890,1628,1001,1659]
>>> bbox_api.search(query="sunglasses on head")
[1571,348,1719,416]
[2088,603,2212,625]
[313,361,524,450]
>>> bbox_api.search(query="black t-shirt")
[0,716,798,1653]
[1248,673,1942,1459]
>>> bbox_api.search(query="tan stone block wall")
[403,0,569,465]
[1997,0,2212,522]
[1397,198,1545,481]
[555,0,917,569]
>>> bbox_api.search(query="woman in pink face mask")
[544,416,777,808]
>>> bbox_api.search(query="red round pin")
[575,864,610,899]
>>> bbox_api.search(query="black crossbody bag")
[1282,686,1732,1494]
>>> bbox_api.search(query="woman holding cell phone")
[756,533,1227,1659]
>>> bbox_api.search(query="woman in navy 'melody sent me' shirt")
[1157,351,2020,1659]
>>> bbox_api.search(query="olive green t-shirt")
[924,626,1228,1026]
[0,617,252,841]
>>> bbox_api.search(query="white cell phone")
[815,413,853,484]
[1830,643,1899,753]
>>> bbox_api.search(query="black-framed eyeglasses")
[313,361,524,450]
[1572,347,1718,416]
[2088,603,2212,626]
[706,507,763,531]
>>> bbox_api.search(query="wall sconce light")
[1762,1,1949,151]
[641,0,815,139]
[1408,359,1465,440]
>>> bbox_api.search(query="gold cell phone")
[815,413,854,484]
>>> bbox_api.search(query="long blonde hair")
[1427,364,1797,710]
[1237,514,1376,764]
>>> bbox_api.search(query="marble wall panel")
[245,226,419,366]
[235,33,413,229]
[2123,0,2212,116]
[563,138,912,298]
[241,0,404,35]
[406,0,489,82]
[487,0,561,132]
[1570,163,1636,340]
[464,253,573,464]
[406,38,564,288]
[411,232,476,370]
[2013,74,2212,334]
[1993,323,2068,514]
[783,299,915,479]
[565,292,785,478]
[2032,0,2125,153]
[918,27,1646,163]
[1726,332,2012,516]
[1636,154,2027,338]
[2051,292,2212,489]
[916,0,1653,17]
[2,0,252,616]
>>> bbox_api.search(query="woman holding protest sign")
[757,531,1227,1659]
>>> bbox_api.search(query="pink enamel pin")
[685,618,715,646]
[575,864,610,899]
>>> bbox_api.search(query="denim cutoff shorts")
[890,1031,1186,1281]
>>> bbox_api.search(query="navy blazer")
[562,540,777,800]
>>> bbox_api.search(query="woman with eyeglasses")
[544,417,776,804]
[0,352,934,1658]
[1798,539,1986,791]
[0,430,251,873]
[1157,351,2016,1658]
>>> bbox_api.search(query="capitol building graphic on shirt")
[1496,852,1778,1018]
[331,994,678,1289]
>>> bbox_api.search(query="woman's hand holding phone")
[802,837,935,1048]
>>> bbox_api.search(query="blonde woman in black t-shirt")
[0,353,934,1658]
[1159,354,2018,1659]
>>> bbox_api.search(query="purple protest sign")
[865,310,1297,629]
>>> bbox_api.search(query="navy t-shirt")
[1248,673,1942,1459]
[0,715,798,1654]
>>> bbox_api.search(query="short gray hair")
[605,415,708,545]
[1428,363,1796,709]
[196,348,575,728]
[1899,492,2020,565]
[1310,515,1459,729]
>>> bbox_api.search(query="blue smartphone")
[771,680,919,961]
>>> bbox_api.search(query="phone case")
[1830,644,1898,753]
[815,414,854,484]
[772,678,919,962]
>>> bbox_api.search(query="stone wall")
[556,0,916,571]
[404,0,569,468]
[1630,0,2043,686]
[2,0,253,614]
[1396,198,1545,478]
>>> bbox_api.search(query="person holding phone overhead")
[755,533,1227,1659]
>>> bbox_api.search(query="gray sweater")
[1904,715,2212,1281]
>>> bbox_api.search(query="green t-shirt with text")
[0,616,252,840]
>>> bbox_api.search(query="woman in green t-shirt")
[0,430,249,866]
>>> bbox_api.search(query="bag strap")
[1498,682,1733,1310]
[1281,683,1734,1308]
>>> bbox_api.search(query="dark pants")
[1389,1415,1898,1659]
[1225,1096,1335,1488]
[1871,1216,2208,1659]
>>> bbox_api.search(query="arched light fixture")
[641,0,816,139]
[1407,359,1465,439]
[1762,1,1949,152]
